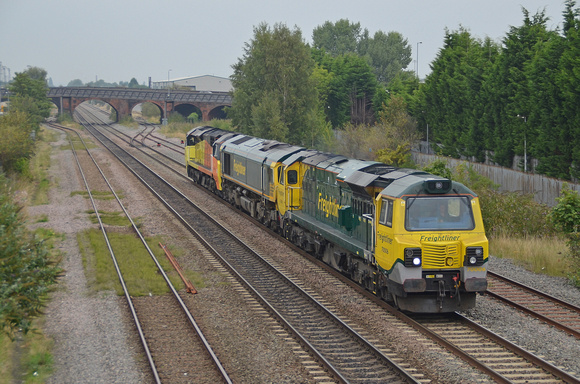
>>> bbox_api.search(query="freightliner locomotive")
[185,126,488,312]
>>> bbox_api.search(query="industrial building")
[152,75,232,93]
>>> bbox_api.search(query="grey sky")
[0,0,567,87]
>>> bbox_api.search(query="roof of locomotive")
[220,133,304,164]
[300,151,379,174]
[186,125,229,138]
[189,129,477,199]
[379,171,477,199]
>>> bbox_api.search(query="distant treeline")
[66,77,147,89]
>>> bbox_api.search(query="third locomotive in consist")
[185,126,488,313]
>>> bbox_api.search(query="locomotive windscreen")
[405,196,475,231]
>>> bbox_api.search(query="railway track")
[486,271,580,339]
[71,106,580,383]
[74,109,422,383]
[412,312,578,383]
[47,121,232,384]
[285,248,580,383]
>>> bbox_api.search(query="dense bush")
[0,174,61,337]
[168,112,186,124]
[56,112,74,125]
[478,188,555,238]
[141,102,161,119]
[550,184,580,284]
[0,111,35,173]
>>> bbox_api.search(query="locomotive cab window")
[223,153,231,175]
[287,170,298,185]
[379,198,393,227]
[405,196,475,231]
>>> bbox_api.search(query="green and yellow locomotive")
[185,126,488,313]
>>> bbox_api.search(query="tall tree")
[229,23,321,145]
[314,51,377,127]
[364,31,412,85]
[0,112,34,172]
[67,79,84,87]
[386,71,421,117]
[128,78,140,88]
[528,27,566,178]
[485,8,553,168]
[312,19,364,56]
[556,0,580,178]
[313,20,412,86]
[412,4,580,179]
[420,27,498,160]
[374,96,420,166]
[9,67,52,128]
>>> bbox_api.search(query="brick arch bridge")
[47,87,232,122]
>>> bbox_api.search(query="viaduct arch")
[47,87,231,122]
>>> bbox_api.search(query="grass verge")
[78,229,192,296]
[0,224,61,384]
[0,333,13,384]
[86,210,135,227]
[19,318,54,384]
[0,322,54,384]
[71,190,124,200]
[490,235,571,278]
[26,128,56,205]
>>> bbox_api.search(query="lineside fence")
[411,152,580,207]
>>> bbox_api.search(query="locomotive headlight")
[404,248,422,267]
[465,247,485,266]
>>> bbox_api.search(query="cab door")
[375,197,396,269]
[285,163,301,210]
[275,165,288,215]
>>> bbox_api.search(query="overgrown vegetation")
[0,174,61,338]
[0,317,54,384]
[0,67,63,381]
[490,236,569,278]
[549,184,580,285]
[26,128,56,205]
[117,115,138,128]
[86,210,134,227]
[140,102,161,123]
[77,229,192,296]
[56,112,76,126]
[71,190,123,201]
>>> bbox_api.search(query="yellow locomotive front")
[375,177,488,313]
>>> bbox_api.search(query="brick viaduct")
[47,87,232,122]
